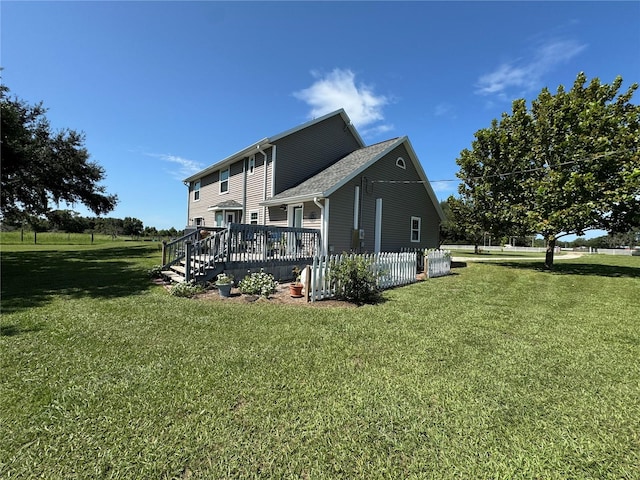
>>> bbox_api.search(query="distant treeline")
[1,209,183,238]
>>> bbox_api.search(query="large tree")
[1,83,117,222]
[440,196,504,253]
[456,72,640,268]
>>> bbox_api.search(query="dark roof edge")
[183,109,364,183]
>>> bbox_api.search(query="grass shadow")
[1,245,159,313]
[0,323,44,336]
[492,260,640,279]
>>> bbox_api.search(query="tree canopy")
[456,72,640,268]
[1,82,118,222]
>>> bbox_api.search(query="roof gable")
[184,109,364,183]
[263,137,445,222]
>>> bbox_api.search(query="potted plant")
[289,266,303,298]
[215,272,234,297]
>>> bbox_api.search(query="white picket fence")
[308,252,417,302]
[426,250,452,278]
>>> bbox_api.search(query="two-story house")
[184,109,444,254]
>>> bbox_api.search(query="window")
[194,217,204,227]
[193,180,200,201]
[396,157,406,169]
[219,168,229,194]
[411,216,421,242]
[248,156,255,175]
[249,211,259,225]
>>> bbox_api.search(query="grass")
[1,243,639,478]
[0,230,158,245]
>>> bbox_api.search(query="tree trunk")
[545,237,556,270]
[474,244,479,254]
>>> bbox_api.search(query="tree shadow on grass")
[0,245,159,313]
[491,260,640,279]
[0,323,43,337]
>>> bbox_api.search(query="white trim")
[353,185,360,230]
[183,109,364,183]
[193,180,201,201]
[324,198,330,255]
[288,204,303,228]
[219,167,229,194]
[411,216,421,243]
[375,198,382,253]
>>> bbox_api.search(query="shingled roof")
[263,138,402,205]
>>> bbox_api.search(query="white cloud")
[434,103,457,119]
[476,38,587,97]
[294,68,392,136]
[430,180,458,194]
[146,152,204,179]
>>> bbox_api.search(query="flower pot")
[217,283,232,298]
[289,283,303,298]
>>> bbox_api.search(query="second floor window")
[193,180,200,201]
[220,168,229,194]
[248,156,255,175]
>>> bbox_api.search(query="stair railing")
[161,229,200,269]
[187,228,229,280]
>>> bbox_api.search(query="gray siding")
[245,148,273,224]
[327,184,356,254]
[187,158,245,226]
[273,114,362,195]
[328,144,440,252]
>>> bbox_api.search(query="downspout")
[258,147,268,225]
[313,197,327,255]
[184,181,190,228]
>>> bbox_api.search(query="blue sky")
[2,1,639,234]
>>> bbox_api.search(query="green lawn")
[1,243,639,479]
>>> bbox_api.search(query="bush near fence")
[308,252,418,302]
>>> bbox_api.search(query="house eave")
[183,109,365,185]
[183,139,272,183]
[260,193,324,207]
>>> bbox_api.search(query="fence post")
[424,254,429,278]
[162,241,167,266]
[185,241,192,282]
[303,265,311,303]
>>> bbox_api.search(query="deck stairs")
[160,224,322,284]
[160,228,227,284]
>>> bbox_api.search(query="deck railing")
[162,224,321,282]
[162,227,225,275]
[225,224,321,262]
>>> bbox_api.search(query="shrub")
[215,272,233,285]
[328,255,381,305]
[238,270,279,298]
[169,281,204,298]
[148,264,164,278]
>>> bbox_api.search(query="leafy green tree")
[440,196,493,253]
[456,72,640,269]
[1,82,117,222]
[94,217,124,237]
[122,217,144,237]
[46,209,92,233]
